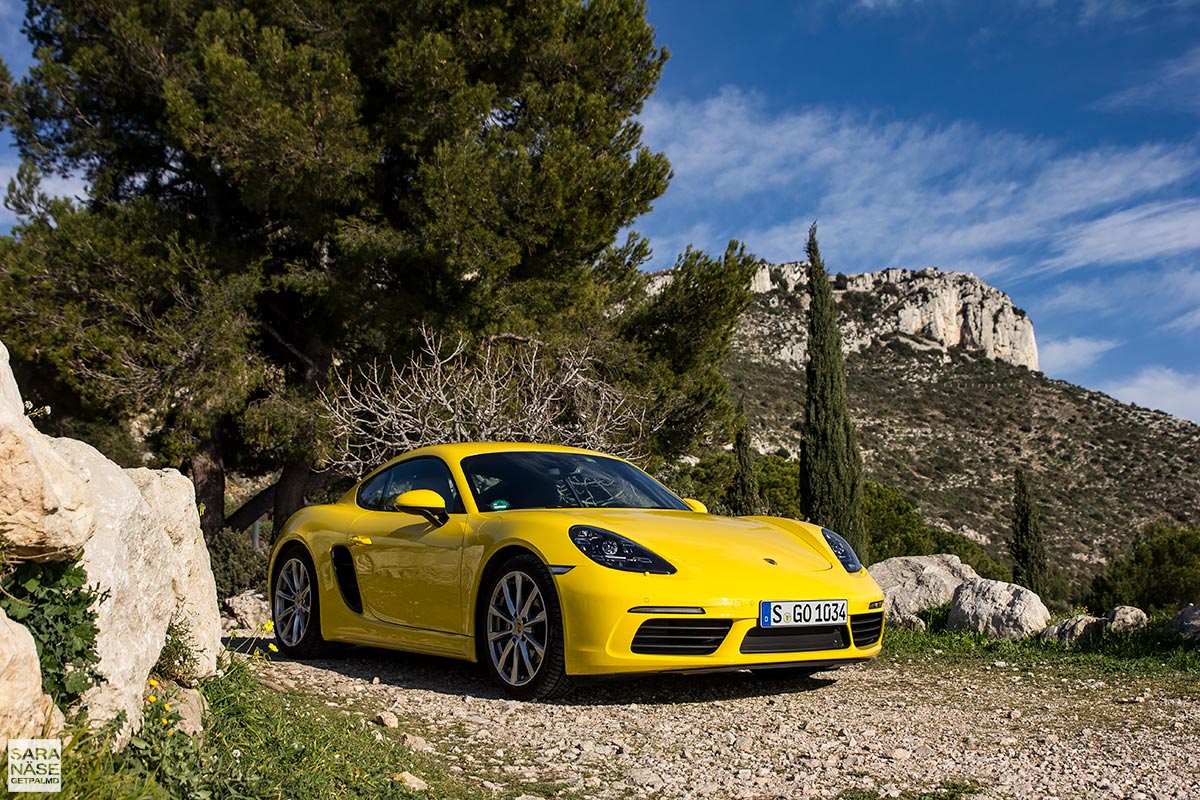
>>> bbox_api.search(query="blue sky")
[638,0,1200,423]
[2,1,1199,422]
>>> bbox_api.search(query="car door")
[350,456,467,634]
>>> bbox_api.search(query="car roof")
[384,441,615,466]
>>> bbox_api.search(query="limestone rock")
[224,591,271,633]
[1169,605,1200,639]
[729,264,1039,372]
[868,554,981,624]
[1040,614,1105,646]
[52,436,175,737]
[1105,605,1148,632]
[128,468,221,678]
[397,771,428,791]
[946,578,1051,639]
[0,606,62,748]
[376,710,399,728]
[171,686,208,738]
[0,341,94,557]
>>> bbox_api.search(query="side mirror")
[683,498,708,514]
[393,489,449,526]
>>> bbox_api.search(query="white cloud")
[1040,201,1200,272]
[639,89,1200,275]
[1101,366,1200,424]
[1039,336,1121,376]
[1102,45,1200,116]
[1039,266,1200,319]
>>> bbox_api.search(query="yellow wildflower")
[161,718,168,725]
[168,730,175,737]
[148,679,158,687]
[268,643,279,653]
[264,621,274,632]
[164,703,171,711]
[148,695,157,703]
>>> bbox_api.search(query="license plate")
[760,599,848,628]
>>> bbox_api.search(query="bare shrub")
[321,327,656,475]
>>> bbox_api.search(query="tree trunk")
[192,427,226,541]
[272,458,312,540]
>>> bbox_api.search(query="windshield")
[460,452,688,512]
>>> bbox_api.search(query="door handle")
[350,535,373,546]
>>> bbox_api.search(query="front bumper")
[554,563,885,676]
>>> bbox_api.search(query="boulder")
[1040,614,1105,646]
[171,686,208,738]
[224,591,271,633]
[53,437,175,734]
[1169,605,1200,639]
[867,554,981,627]
[0,341,94,557]
[1105,605,1148,632]
[127,468,222,677]
[0,607,63,748]
[946,578,1051,639]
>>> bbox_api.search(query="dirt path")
[247,640,1199,799]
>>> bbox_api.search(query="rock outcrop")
[946,578,1051,639]
[0,343,94,557]
[867,554,981,629]
[1040,614,1105,646]
[0,339,222,744]
[223,590,271,634]
[0,607,63,748]
[733,263,1039,372]
[1105,605,1148,632]
[1169,605,1200,639]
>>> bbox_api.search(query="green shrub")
[0,555,104,706]
[153,619,199,684]
[1089,523,1200,613]
[209,529,268,600]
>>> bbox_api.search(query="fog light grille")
[850,612,884,647]
[630,618,732,655]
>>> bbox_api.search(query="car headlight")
[822,528,863,573]
[569,526,676,575]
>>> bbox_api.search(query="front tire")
[478,555,573,701]
[272,545,331,658]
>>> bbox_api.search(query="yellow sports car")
[269,443,885,699]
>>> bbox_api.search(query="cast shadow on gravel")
[225,634,842,706]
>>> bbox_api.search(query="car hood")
[558,508,835,574]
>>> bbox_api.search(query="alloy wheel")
[274,557,312,647]
[486,570,548,687]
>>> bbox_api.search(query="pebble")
[375,711,399,728]
[397,772,428,791]
[255,652,1199,800]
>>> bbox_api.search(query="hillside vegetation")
[728,285,1200,587]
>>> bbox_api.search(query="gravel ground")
[249,641,1199,800]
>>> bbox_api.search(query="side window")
[357,458,464,513]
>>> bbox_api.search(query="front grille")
[631,618,733,655]
[740,624,849,654]
[850,612,884,647]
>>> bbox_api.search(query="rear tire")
[272,545,332,658]
[477,555,574,701]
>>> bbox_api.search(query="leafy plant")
[153,619,199,685]
[1088,523,1200,613]
[208,529,268,600]
[0,555,104,706]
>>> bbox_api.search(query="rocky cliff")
[737,263,1039,371]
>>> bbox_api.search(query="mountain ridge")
[722,261,1200,584]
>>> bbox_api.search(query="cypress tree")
[799,223,867,561]
[727,401,763,516]
[1009,468,1048,595]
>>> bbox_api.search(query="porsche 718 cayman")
[269,443,885,699]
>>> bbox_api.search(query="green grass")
[882,607,1200,678]
[836,780,985,800]
[3,653,494,800]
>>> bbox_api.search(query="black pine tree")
[798,223,867,561]
[727,402,763,516]
[1009,468,1048,595]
